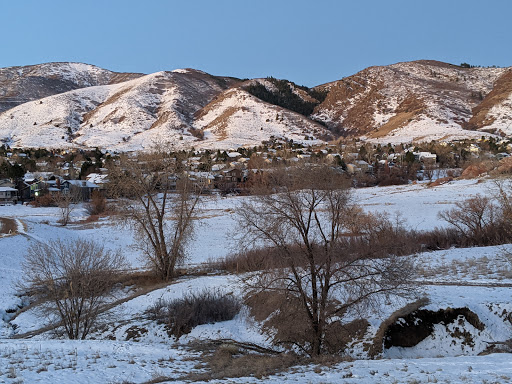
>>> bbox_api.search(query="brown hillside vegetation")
[465,69,512,130]
[314,71,385,136]
[369,95,426,138]
[313,60,507,139]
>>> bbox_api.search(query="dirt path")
[416,280,512,288]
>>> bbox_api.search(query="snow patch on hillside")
[364,116,495,144]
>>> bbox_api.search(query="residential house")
[414,152,437,165]
[61,180,99,201]
[187,171,215,192]
[0,187,17,205]
[469,144,480,154]
[215,168,246,193]
[345,160,373,174]
[355,160,373,173]
[85,173,109,192]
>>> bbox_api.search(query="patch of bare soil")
[149,109,172,130]
[383,307,484,350]
[495,156,512,174]
[0,217,17,235]
[461,163,492,179]
[428,177,453,187]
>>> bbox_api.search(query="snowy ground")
[2,340,512,384]
[2,178,512,383]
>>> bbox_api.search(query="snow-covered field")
[2,178,512,383]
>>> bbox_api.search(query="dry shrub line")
[217,190,512,276]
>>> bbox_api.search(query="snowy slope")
[0,84,113,148]
[195,88,332,149]
[0,69,238,150]
[2,179,512,382]
[313,60,510,143]
[2,60,512,150]
[0,62,142,113]
[0,70,334,151]
[484,90,512,134]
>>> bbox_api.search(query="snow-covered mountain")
[0,65,333,151]
[195,86,333,149]
[0,69,240,150]
[0,60,511,150]
[0,62,142,114]
[312,60,512,143]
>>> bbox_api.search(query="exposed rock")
[383,307,485,349]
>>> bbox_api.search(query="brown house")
[214,168,245,193]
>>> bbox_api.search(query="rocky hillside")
[312,60,512,143]
[0,60,511,150]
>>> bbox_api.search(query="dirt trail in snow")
[417,280,512,288]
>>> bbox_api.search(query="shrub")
[148,289,241,338]
[31,193,56,207]
[438,194,511,245]
[214,247,288,273]
[246,290,369,355]
[205,349,299,380]
[86,190,107,216]
[416,227,466,250]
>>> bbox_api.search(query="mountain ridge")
[0,60,511,150]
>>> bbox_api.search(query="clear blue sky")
[1,0,510,87]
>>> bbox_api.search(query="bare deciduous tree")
[22,239,125,340]
[238,165,414,356]
[438,194,499,244]
[54,188,81,226]
[108,151,201,281]
[439,182,512,246]
[423,163,438,182]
